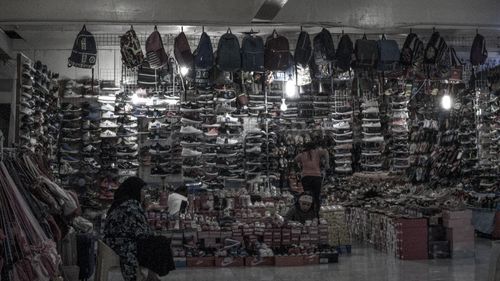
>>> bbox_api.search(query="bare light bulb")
[280,99,288,111]
[441,94,452,110]
[180,66,189,76]
[285,76,296,98]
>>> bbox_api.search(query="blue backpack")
[217,28,241,71]
[241,34,265,72]
[377,35,401,72]
[194,32,214,70]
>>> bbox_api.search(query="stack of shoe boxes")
[443,209,475,258]
[389,85,410,173]
[395,218,428,260]
[360,99,384,171]
[321,207,351,247]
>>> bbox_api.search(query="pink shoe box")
[186,256,215,267]
[275,255,304,266]
[215,256,245,267]
[303,254,319,265]
[244,256,275,266]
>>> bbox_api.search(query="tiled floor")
[110,238,493,281]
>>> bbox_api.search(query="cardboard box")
[173,257,187,268]
[428,241,450,259]
[274,255,304,266]
[186,257,215,267]
[447,227,475,243]
[244,257,275,266]
[319,252,338,264]
[303,254,319,265]
[443,209,472,221]
[215,256,245,267]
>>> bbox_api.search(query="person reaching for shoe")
[104,177,174,281]
[294,141,330,218]
[284,192,317,224]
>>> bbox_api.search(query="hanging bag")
[146,26,169,69]
[68,25,97,69]
[335,33,354,72]
[217,28,241,71]
[174,31,194,68]
[355,34,378,68]
[264,29,290,71]
[449,47,463,81]
[241,34,265,71]
[470,33,488,66]
[194,32,214,70]
[120,26,144,69]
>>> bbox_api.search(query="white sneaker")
[101,104,115,111]
[180,126,202,134]
[100,120,118,128]
[181,148,202,157]
[101,111,117,119]
[361,101,379,108]
[216,137,239,145]
[100,129,117,138]
[332,122,350,129]
[363,136,384,142]
[362,107,379,114]
[64,90,81,98]
[246,146,261,153]
[148,120,167,130]
[362,122,381,128]
[181,117,203,125]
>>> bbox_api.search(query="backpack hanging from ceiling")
[145,26,169,69]
[217,28,241,72]
[68,25,97,69]
[120,26,144,69]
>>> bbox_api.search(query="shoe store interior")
[1,0,500,280]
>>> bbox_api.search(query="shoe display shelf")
[58,78,102,189]
[16,55,61,174]
[388,82,410,174]
[358,77,385,172]
[407,85,440,183]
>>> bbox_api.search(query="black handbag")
[137,235,175,276]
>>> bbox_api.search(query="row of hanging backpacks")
[69,24,489,79]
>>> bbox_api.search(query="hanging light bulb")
[285,75,296,98]
[180,66,189,76]
[280,98,288,111]
[441,94,452,110]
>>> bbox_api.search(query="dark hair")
[303,141,316,160]
[107,176,146,215]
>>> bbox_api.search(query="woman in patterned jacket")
[104,177,160,281]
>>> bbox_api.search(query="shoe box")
[274,255,304,266]
[244,256,275,266]
[395,218,428,260]
[186,256,215,267]
[215,256,245,267]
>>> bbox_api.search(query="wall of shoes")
[16,55,60,172]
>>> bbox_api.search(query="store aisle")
[137,238,489,281]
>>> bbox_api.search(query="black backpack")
[335,33,353,72]
[294,31,312,67]
[241,34,265,72]
[355,34,378,68]
[424,31,447,65]
[264,30,290,71]
[313,28,335,64]
[194,32,214,70]
[400,33,424,67]
[217,28,241,71]
[377,35,400,72]
[470,33,488,66]
[174,32,193,67]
